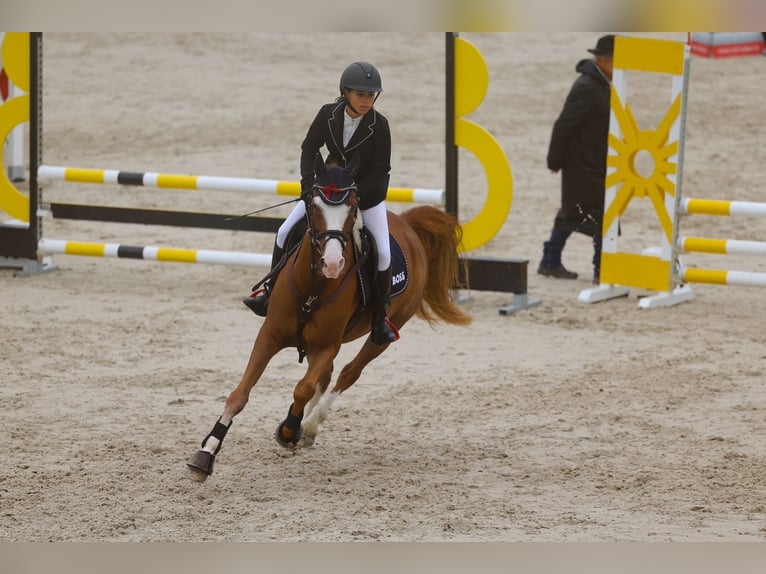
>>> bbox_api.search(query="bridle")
[287,176,366,363]
[305,180,360,259]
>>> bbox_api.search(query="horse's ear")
[314,153,326,177]
[346,154,360,178]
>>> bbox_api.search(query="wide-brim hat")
[587,34,615,56]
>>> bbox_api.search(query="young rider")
[244,61,397,345]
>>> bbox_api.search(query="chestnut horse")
[187,156,472,482]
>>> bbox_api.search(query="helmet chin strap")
[344,96,360,116]
[342,92,380,117]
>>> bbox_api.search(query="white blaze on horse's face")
[314,198,349,279]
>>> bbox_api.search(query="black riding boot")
[370,266,398,345]
[243,242,285,316]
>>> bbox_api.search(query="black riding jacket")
[300,100,392,210]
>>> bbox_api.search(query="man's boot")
[243,242,285,316]
[370,266,398,345]
[537,227,578,279]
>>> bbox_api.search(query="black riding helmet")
[339,61,383,95]
[339,62,382,116]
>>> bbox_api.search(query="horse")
[187,155,472,482]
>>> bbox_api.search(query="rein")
[223,198,301,222]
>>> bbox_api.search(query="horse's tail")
[400,206,473,327]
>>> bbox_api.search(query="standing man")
[538,34,614,284]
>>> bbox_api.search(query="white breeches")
[276,200,391,271]
[276,201,307,248]
[361,202,390,271]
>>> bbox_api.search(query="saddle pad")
[389,235,409,297]
[357,234,409,308]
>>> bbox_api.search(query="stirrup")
[243,286,270,317]
[371,316,399,345]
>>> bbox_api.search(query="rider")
[243,61,398,346]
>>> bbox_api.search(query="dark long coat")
[300,100,391,210]
[546,58,611,237]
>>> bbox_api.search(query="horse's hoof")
[299,431,316,448]
[274,422,301,448]
[186,450,215,482]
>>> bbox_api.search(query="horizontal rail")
[681,197,766,218]
[39,238,271,267]
[681,266,766,287]
[38,165,445,205]
[679,236,766,256]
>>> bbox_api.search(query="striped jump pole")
[37,165,445,205]
[681,197,766,218]
[675,234,766,289]
[679,236,766,257]
[633,225,766,307]
[680,267,766,287]
[39,238,272,267]
[634,214,766,307]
